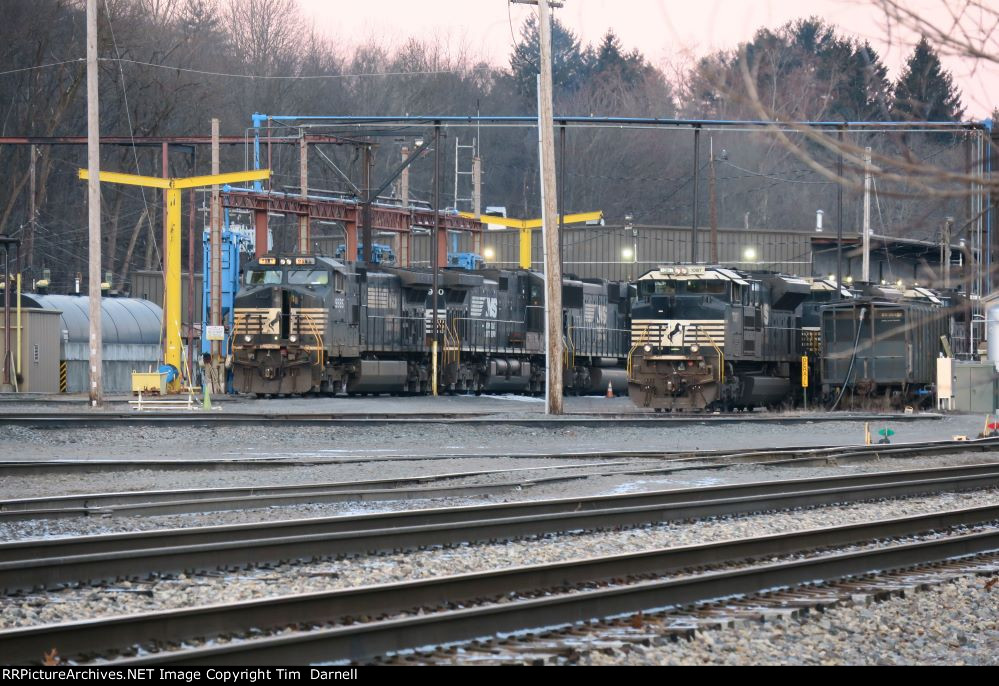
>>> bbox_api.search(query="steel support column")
[254,210,268,259]
[165,188,182,391]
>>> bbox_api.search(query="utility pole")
[836,126,844,297]
[708,137,718,265]
[862,146,872,283]
[299,133,309,252]
[691,127,701,263]
[209,118,223,392]
[86,0,103,407]
[400,145,410,266]
[28,145,36,271]
[943,217,953,288]
[536,0,563,415]
[431,124,441,397]
[362,144,373,264]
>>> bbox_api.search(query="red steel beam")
[221,191,484,235]
[0,135,351,146]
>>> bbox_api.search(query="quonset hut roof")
[19,294,162,345]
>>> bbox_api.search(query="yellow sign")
[801,356,809,387]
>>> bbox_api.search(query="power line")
[99,58,493,81]
[0,59,85,77]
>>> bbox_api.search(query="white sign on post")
[205,325,225,341]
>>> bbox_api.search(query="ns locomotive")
[626,265,811,411]
[231,255,632,396]
[626,264,956,412]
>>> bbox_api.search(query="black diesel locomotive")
[231,254,631,396]
[627,265,810,411]
[627,264,955,412]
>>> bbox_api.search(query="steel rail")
[3,460,997,563]
[101,528,999,665]
[0,411,941,427]
[2,433,997,477]
[6,436,999,520]
[1,467,998,592]
[2,504,996,665]
[0,461,632,520]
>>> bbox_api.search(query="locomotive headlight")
[289,334,298,343]
[243,335,252,343]
[643,344,653,353]
[689,344,700,354]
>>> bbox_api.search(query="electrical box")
[950,361,998,413]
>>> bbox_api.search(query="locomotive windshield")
[684,280,727,295]
[288,270,330,289]
[638,281,676,296]
[638,279,726,296]
[245,269,281,285]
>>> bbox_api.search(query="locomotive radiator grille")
[291,308,328,335]
[631,319,726,348]
[234,308,280,335]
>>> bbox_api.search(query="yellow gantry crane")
[458,211,603,269]
[78,168,271,392]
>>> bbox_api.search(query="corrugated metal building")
[0,307,62,392]
[131,270,203,333]
[408,225,811,279]
[19,294,163,393]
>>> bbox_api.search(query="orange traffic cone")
[606,381,614,399]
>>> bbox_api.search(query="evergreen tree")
[509,14,588,98]
[589,30,648,85]
[891,37,965,121]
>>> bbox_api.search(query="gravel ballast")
[586,574,999,666]
[2,487,997,631]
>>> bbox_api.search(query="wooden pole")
[538,0,563,414]
[691,127,700,263]
[432,124,441,396]
[862,146,871,283]
[299,133,309,252]
[86,0,103,406]
[400,146,410,266]
[210,119,221,362]
[708,136,718,264]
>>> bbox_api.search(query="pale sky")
[298,0,996,117]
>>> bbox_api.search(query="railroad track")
[4,438,999,520]
[0,410,941,427]
[1,462,998,592]
[0,461,638,520]
[3,433,998,477]
[2,505,996,665]
[398,553,999,666]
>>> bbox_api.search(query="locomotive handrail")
[691,323,725,385]
[365,314,428,352]
[451,317,528,354]
[564,326,576,369]
[626,325,653,382]
[567,326,631,359]
[299,313,325,369]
